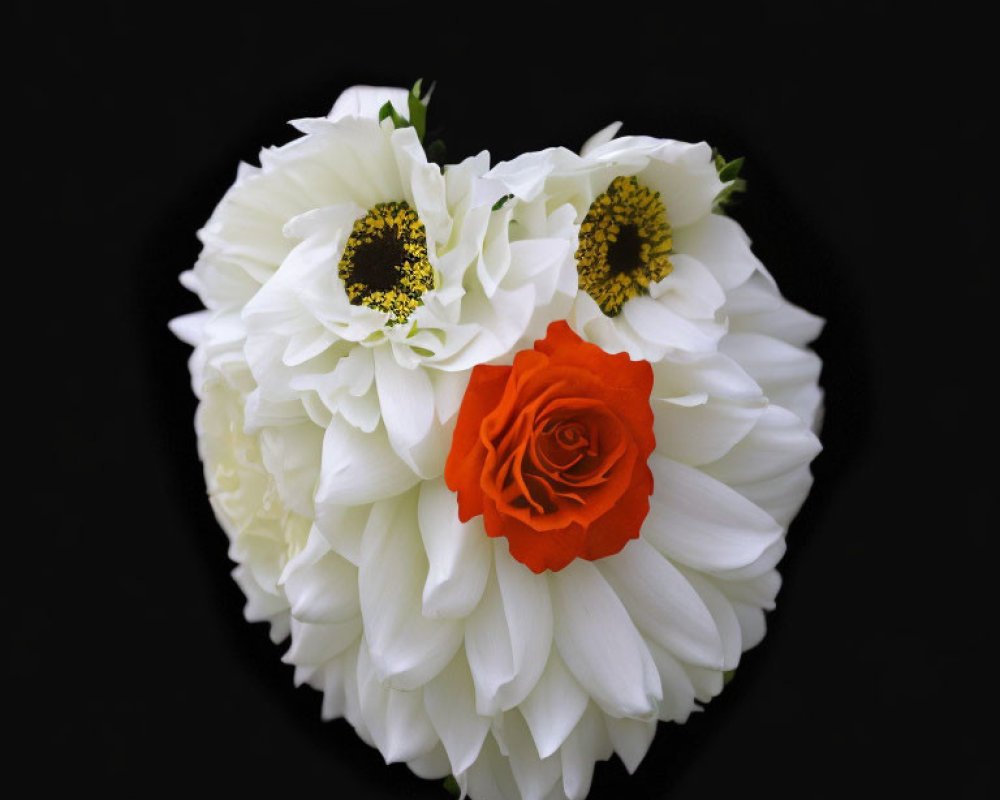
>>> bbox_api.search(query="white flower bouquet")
[171,83,822,800]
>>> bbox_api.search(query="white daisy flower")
[174,84,578,488]
[477,124,824,432]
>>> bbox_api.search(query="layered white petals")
[600,538,725,670]
[520,651,589,759]
[722,332,824,428]
[605,716,657,774]
[466,543,553,715]
[424,651,492,775]
[551,561,662,719]
[175,90,825,800]
[644,454,784,574]
[316,414,419,507]
[560,705,614,800]
[417,478,491,618]
[504,711,564,800]
[357,641,440,763]
[358,492,463,689]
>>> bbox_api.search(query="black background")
[13,2,991,797]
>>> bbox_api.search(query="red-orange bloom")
[445,320,655,573]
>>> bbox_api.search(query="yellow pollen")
[574,175,673,316]
[338,201,432,325]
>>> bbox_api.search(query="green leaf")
[408,79,428,142]
[711,148,747,211]
[719,156,744,182]
[442,776,460,797]
[411,345,435,357]
[378,100,409,131]
[491,193,514,211]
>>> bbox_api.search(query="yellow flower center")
[338,201,432,324]
[575,175,673,317]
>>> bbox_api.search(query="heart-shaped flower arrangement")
[171,83,822,800]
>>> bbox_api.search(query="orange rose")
[445,320,655,572]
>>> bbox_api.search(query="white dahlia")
[173,89,823,800]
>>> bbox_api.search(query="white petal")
[356,641,439,763]
[373,345,437,477]
[605,715,657,774]
[232,565,289,643]
[725,272,824,346]
[494,543,554,710]
[551,560,661,718]
[431,368,471,424]
[504,711,563,800]
[417,477,491,619]
[283,548,359,624]
[649,253,726,319]
[359,493,463,690]
[732,463,815,529]
[686,666,724,703]
[314,502,369,566]
[315,414,419,507]
[465,567,511,716]
[407,743,452,780]
[168,310,209,346]
[732,602,768,650]
[284,616,361,666]
[328,85,411,122]
[714,538,787,582]
[679,570,742,670]
[520,650,589,759]
[258,422,323,518]
[464,735,522,800]
[643,639,698,723]
[424,651,491,775]
[560,704,614,800]
[653,394,764,467]
[705,404,821,485]
[721,332,823,426]
[319,644,358,721]
[580,122,623,156]
[674,212,762,290]
[622,294,720,355]
[718,569,782,609]
[644,454,783,573]
[466,543,553,714]
[600,538,724,669]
